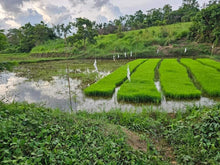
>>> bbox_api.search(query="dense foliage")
[5,22,57,53]
[189,1,220,45]
[78,104,220,164]
[0,102,164,164]
[0,30,7,51]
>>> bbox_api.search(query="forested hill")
[0,1,219,58]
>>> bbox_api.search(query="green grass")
[117,59,161,103]
[84,59,146,97]
[181,58,220,97]
[197,58,220,71]
[159,59,201,99]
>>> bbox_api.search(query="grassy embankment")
[0,101,219,164]
[181,58,220,97]
[31,22,211,58]
[117,59,161,103]
[84,59,146,97]
[159,59,201,99]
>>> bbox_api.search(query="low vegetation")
[84,59,146,97]
[117,59,161,103]
[159,59,201,99]
[1,101,219,164]
[181,58,220,96]
[0,102,164,164]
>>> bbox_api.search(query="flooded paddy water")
[0,59,218,113]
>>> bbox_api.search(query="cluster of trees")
[0,0,219,53]
[189,1,220,45]
[95,0,200,35]
[1,22,57,53]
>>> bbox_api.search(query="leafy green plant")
[0,102,165,164]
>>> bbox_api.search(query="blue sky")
[0,0,209,29]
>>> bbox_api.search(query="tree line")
[0,0,219,53]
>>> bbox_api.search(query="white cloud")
[0,0,210,30]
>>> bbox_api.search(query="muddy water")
[0,60,218,113]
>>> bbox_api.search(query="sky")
[0,0,210,30]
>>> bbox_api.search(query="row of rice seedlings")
[84,59,146,97]
[117,59,161,103]
[196,58,220,71]
[159,59,201,99]
[181,58,220,97]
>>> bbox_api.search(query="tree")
[34,21,56,45]
[163,4,172,24]
[0,30,7,51]
[74,18,98,49]
[55,23,73,46]
[189,3,220,44]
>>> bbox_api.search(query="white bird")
[130,51,133,57]
[93,59,98,72]
[157,49,159,54]
[124,52,127,58]
[127,65,131,82]
[184,48,187,53]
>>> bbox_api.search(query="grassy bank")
[0,101,219,164]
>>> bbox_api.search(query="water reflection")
[0,70,218,113]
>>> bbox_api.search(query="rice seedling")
[181,58,220,97]
[196,58,220,71]
[159,59,201,99]
[117,59,161,103]
[84,59,146,97]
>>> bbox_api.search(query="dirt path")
[122,127,177,164]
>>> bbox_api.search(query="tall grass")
[159,59,201,99]
[197,58,220,71]
[117,59,161,103]
[181,58,220,97]
[84,59,146,97]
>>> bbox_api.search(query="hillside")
[30,22,213,59]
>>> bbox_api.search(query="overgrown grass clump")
[84,59,146,97]
[197,58,220,71]
[181,58,220,97]
[159,59,201,99]
[117,59,161,103]
[0,102,164,164]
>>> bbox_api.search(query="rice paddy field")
[84,58,220,103]
[159,59,201,99]
[196,58,220,70]
[117,59,161,103]
[181,58,220,97]
[84,59,146,97]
